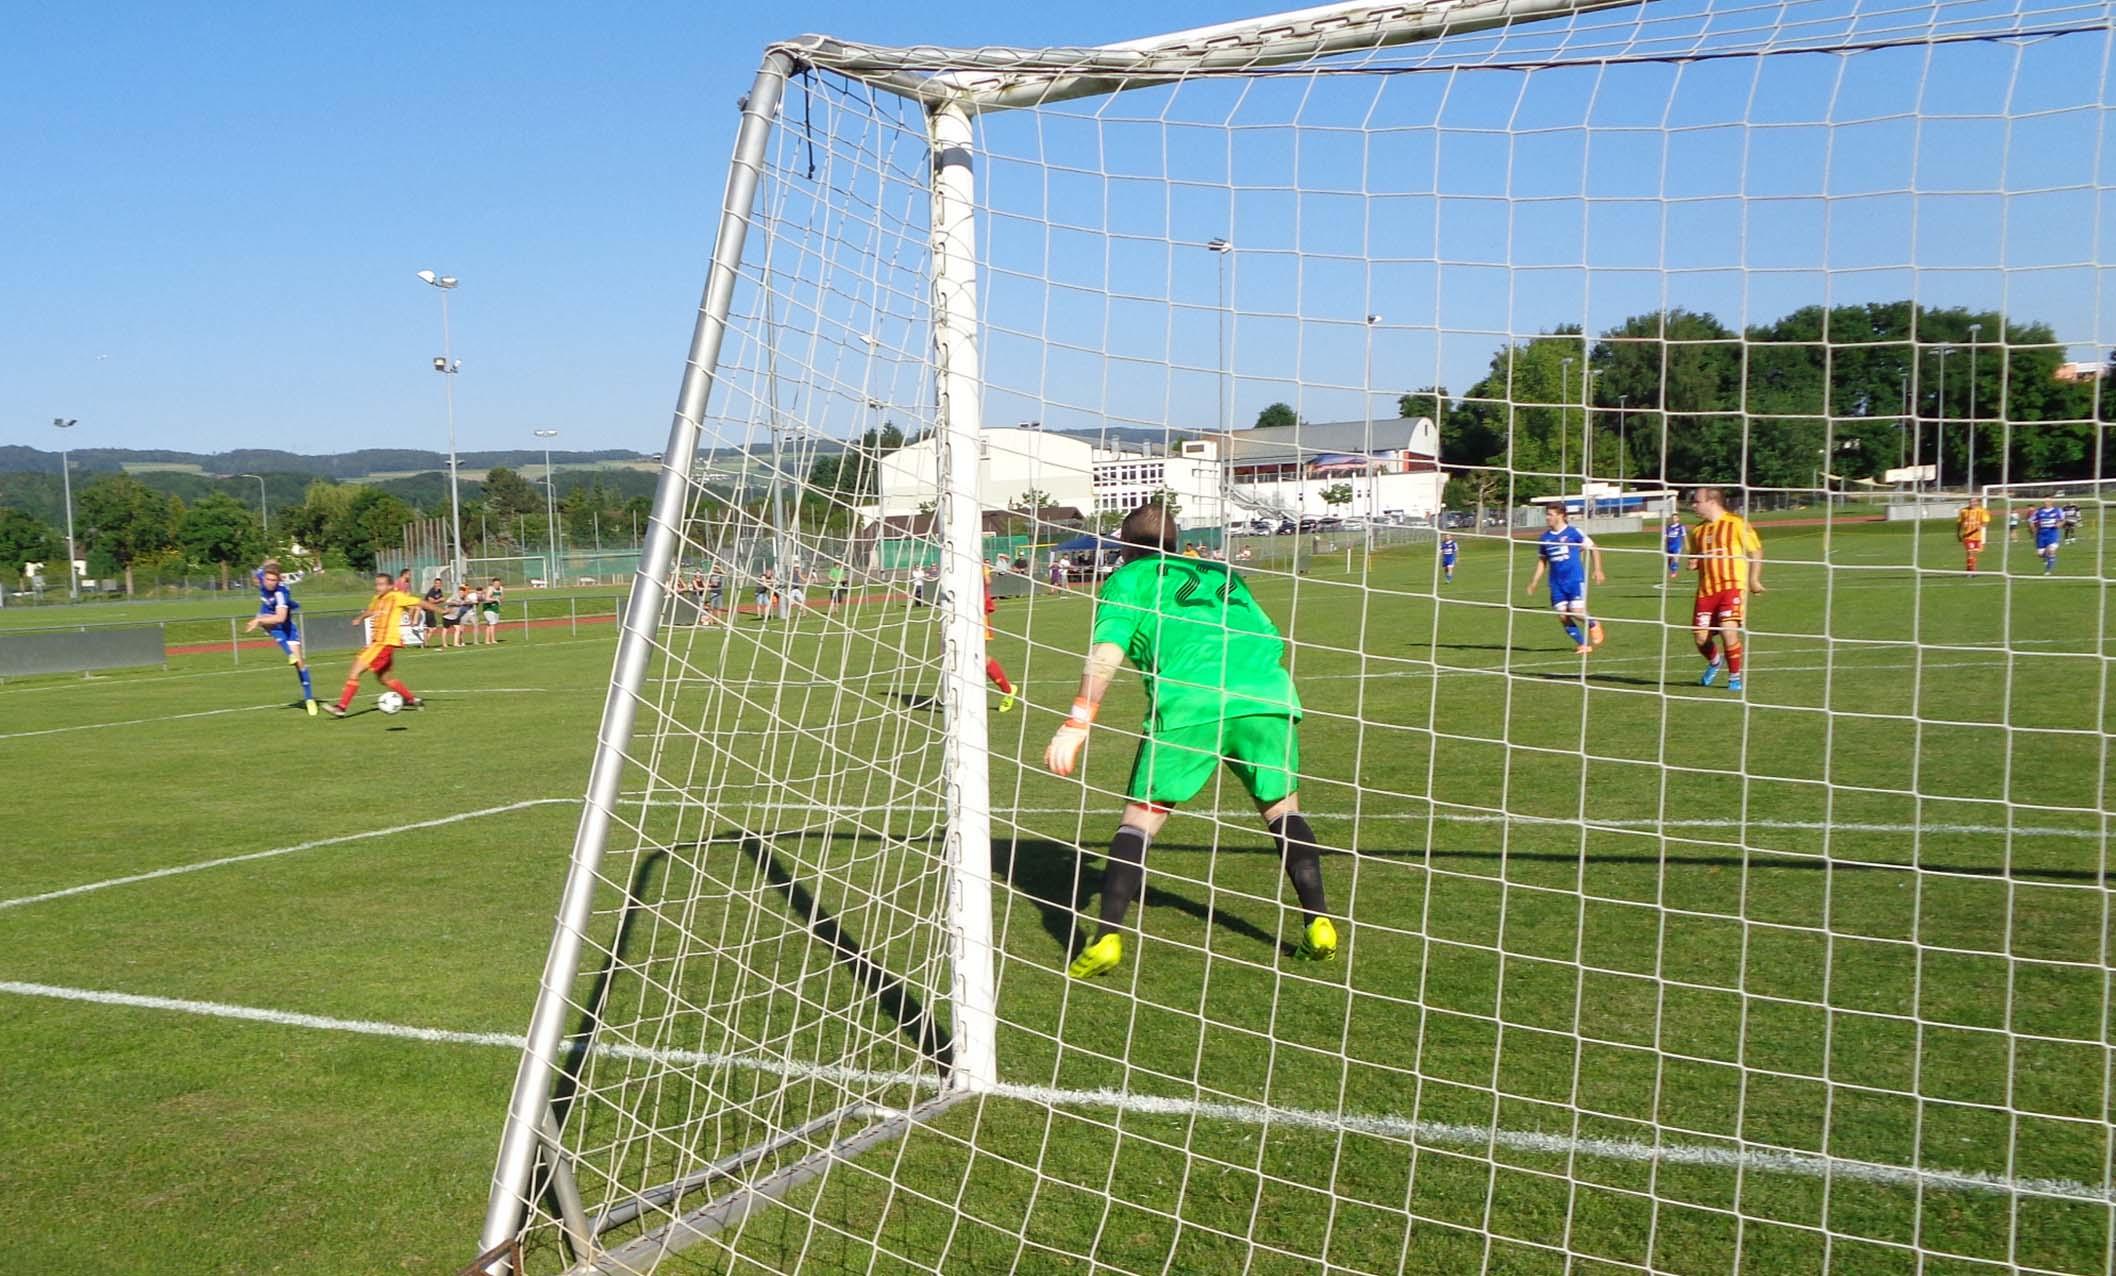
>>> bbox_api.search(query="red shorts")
[1694,590,1744,628]
[1961,535,1985,551]
[359,643,396,674]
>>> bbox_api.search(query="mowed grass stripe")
[5,977,2107,1204]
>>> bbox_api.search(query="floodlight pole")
[53,418,79,601]
[1209,238,1232,541]
[534,430,560,584]
[1362,313,1379,557]
[1934,345,1951,493]
[1966,323,1981,493]
[476,51,795,1271]
[238,473,268,535]
[420,271,466,582]
[1560,356,1573,506]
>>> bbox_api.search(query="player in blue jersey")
[1440,533,1458,584]
[1664,515,1687,578]
[1524,504,1607,653]
[2031,499,2065,573]
[245,560,317,715]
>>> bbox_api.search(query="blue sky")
[3,0,2110,459]
[0,0,1245,457]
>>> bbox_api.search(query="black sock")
[1094,824,1151,938]
[1269,813,1328,923]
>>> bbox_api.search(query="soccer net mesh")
[480,2,2116,1273]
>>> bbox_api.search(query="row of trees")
[1,465,663,593]
[1244,302,2112,510]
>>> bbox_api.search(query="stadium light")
[418,269,466,583]
[533,429,560,586]
[237,473,268,535]
[52,418,79,601]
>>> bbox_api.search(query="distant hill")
[0,445,650,480]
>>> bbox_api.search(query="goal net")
[478,2,2116,1273]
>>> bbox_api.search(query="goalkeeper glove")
[1045,698,1096,777]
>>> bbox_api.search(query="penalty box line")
[0,976,2107,1205]
[0,798,579,914]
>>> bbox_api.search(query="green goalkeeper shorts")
[1124,714,1300,808]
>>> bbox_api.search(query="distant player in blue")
[1524,504,1607,653]
[2031,500,2065,574]
[1664,516,1687,578]
[1440,534,1458,584]
[245,560,317,715]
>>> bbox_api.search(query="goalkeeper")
[1044,501,1335,978]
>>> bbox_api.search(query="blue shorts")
[2037,531,2061,550]
[264,624,301,654]
[1441,554,1456,567]
[1549,585,1587,610]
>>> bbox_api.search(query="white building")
[1226,417,1446,522]
[868,415,1444,531]
[870,426,1097,521]
[1089,439,1226,528]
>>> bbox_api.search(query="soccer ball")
[376,691,405,715]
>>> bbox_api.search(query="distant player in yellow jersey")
[1956,498,1992,573]
[324,572,437,718]
[1688,488,1765,694]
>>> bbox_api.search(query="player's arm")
[1587,538,1606,584]
[1523,555,1546,595]
[1744,525,1766,593]
[1045,642,1125,777]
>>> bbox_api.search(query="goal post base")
[568,1091,973,1276]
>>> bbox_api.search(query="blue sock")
[1562,620,1584,645]
[298,667,313,698]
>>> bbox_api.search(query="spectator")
[481,578,505,644]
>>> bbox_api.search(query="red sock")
[1696,636,1717,661]
[1726,643,1743,675]
[385,678,414,700]
[336,679,360,711]
[1966,552,1979,572]
[985,658,1013,695]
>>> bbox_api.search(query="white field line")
[0,703,286,741]
[0,633,622,698]
[0,798,578,913]
[715,802,2105,844]
[1,977,2105,1204]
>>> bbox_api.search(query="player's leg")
[1554,599,1587,651]
[1070,727,1213,978]
[1721,606,1745,692]
[282,635,316,711]
[1228,715,1334,961]
[367,646,419,706]
[330,648,377,715]
[1694,599,1721,684]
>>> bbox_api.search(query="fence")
[0,625,167,679]
[0,594,629,678]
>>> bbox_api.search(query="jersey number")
[1173,570,1246,611]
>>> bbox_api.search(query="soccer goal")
[476,2,2116,1273]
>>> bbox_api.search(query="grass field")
[3,517,2110,1276]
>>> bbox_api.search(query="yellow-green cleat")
[1067,933,1123,979]
[998,693,1017,714]
[1293,917,1338,962]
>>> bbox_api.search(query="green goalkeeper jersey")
[1090,552,1301,732]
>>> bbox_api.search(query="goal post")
[480,3,2116,1274]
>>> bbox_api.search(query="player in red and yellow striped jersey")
[324,572,437,718]
[1955,498,1992,572]
[1688,488,1765,693]
[982,563,1016,713]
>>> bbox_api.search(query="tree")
[1147,488,1181,521]
[1009,488,1057,513]
[76,473,177,595]
[339,487,415,571]
[1320,482,1354,511]
[481,466,542,519]
[1254,402,1298,431]
[1443,472,1504,529]
[177,494,265,588]
[0,508,61,590]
